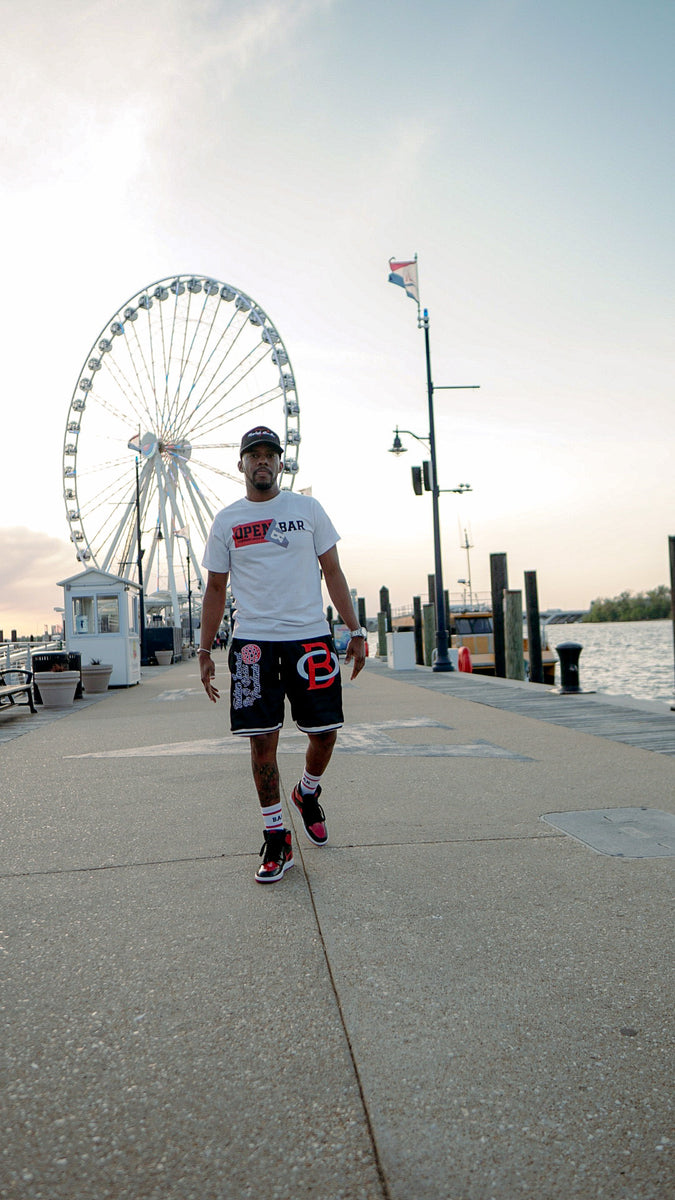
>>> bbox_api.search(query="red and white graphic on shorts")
[232,646,262,708]
[297,642,340,690]
[240,643,262,664]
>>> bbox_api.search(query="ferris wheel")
[63,274,300,626]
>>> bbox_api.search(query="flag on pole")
[388,258,419,303]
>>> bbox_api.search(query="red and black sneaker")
[255,828,294,884]
[290,784,328,846]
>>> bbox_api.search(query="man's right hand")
[199,651,220,702]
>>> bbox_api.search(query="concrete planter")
[33,670,80,708]
[155,650,173,666]
[81,663,113,693]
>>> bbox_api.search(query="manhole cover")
[541,807,675,858]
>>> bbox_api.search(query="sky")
[1,0,673,634]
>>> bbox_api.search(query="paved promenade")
[1,657,673,1199]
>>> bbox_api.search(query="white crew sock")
[261,802,284,831]
[300,769,322,796]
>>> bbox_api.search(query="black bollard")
[556,642,582,693]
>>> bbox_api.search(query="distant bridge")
[541,610,589,624]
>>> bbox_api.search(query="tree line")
[584,585,672,622]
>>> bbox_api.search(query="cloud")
[0,528,77,636]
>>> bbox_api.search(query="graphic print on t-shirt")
[232,518,289,549]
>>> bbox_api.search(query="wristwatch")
[349,627,368,639]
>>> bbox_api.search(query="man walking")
[199,426,367,883]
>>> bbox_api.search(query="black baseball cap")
[239,426,282,455]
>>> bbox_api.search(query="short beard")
[252,476,275,492]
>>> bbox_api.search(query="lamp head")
[389,427,407,455]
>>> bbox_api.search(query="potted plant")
[33,661,81,708]
[155,649,173,666]
[81,658,113,694]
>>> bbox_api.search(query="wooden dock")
[368,662,675,757]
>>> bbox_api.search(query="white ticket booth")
[58,568,142,686]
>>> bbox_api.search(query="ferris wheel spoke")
[112,462,153,579]
[181,467,235,531]
[188,388,284,443]
[162,283,187,424]
[185,372,282,443]
[98,354,159,431]
[165,289,222,434]
[140,302,162,432]
[87,474,144,567]
[84,458,152,570]
[124,318,162,431]
[178,301,243,411]
[98,495,137,574]
[169,307,258,438]
[184,338,272,428]
[179,464,218,543]
[76,469,137,536]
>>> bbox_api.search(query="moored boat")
[450,610,557,684]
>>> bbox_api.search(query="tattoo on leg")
[253,761,280,806]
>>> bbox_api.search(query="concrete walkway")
[1,657,673,1199]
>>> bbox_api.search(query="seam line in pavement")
[287,800,393,1200]
[0,834,565,880]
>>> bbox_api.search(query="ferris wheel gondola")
[62,274,300,626]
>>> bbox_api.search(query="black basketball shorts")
[228,636,344,736]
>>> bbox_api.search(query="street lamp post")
[389,309,478,671]
[422,309,453,669]
[388,254,480,670]
[134,454,147,666]
[186,543,193,646]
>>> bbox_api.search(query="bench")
[0,668,37,715]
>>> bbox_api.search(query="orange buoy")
[458,646,472,673]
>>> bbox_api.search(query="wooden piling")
[490,553,508,677]
[377,612,387,657]
[422,603,436,666]
[524,571,544,684]
[379,586,392,633]
[413,596,424,665]
[504,589,525,680]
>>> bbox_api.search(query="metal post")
[135,456,146,665]
[662,537,667,700]
[186,547,193,646]
[422,309,452,671]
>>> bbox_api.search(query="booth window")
[73,595,94,634]
[97,595,120,634]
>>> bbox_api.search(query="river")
[546,619,674,705]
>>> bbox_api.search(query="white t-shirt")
[202,491,339,640]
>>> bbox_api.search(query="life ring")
[458,646,472,673]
